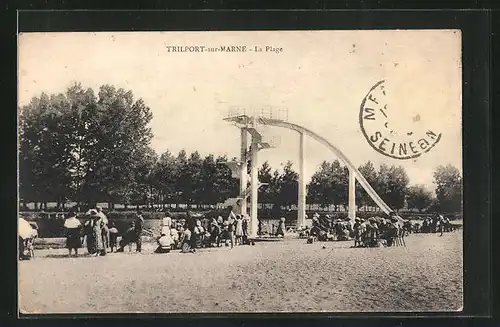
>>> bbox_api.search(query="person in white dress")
[235,215,244,245]
[96,206,109,251]
[64,210,82,256]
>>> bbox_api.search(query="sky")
[18,30,462,190]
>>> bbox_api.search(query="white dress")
[161,226,171,236]
[235,219,243,237]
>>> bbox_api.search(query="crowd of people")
[297,211,454,248]
[60,206,145,256]
[19,204,457,259]
[256,218,287,237]
[351,213,407,247]
[297,212,407,247]
[48,205,255,257]
[414,214,454,235]
[154,205,257,254]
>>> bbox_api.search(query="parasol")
[18,217,34,240]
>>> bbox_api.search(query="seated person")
[180,228,195,253]
[307,234,316,244]
[170,226,179,249]
[317,230,328,242]
[298,226,310,238]
[26,225,38,258]
[203,230,213,247]
[116,222,137,252]
[155,233,173,253]
[326,229,335,241]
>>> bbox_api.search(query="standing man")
[134,211,144,252]
[96,206,109,251]
[438,213,445,236]
[225,206,237,248]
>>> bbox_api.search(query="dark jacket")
[134,216,144,232]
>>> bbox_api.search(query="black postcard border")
[2,7,492,325]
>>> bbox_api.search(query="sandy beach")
[19,231,462,313]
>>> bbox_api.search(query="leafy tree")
[127,146,158,209]
[213,155,238,203]
[356,161,378,208]
[258,161,273,203]
[89,85,154,206]
[307,161,334,208]
[269,169,283,216]
[332,160,348,209]
[186,151,204,205]
[19,83,155,208]
[173,150,188,205]
[307,160,348,210]
[433,165,462,213]
[406,185,434,212]
[152,150,178,208]
[278,161,299,209]
[376,165,409,210]
[19,91,79,209]
[199,154,218,205]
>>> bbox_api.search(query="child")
[25,237,35,259]
[170,225,179,249]
[211,217,222,247]
[108,221,119,252]
[234,215,244,245]
[276,218,286,237]
[222,218,234,248]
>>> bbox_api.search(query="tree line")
[307,160,462,213]
[19,83,462,213]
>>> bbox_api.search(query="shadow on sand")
[42,253,101,259]
[251,237,285,243]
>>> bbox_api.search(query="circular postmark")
[359,80,442,160]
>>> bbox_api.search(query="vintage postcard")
[18,30,462,313]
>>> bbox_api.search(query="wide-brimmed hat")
[89,209,98,216]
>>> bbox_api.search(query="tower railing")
[225,107,289,122]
